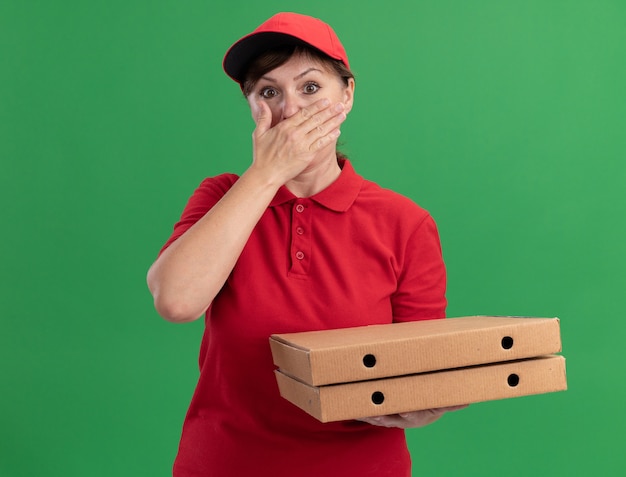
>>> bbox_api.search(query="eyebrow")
[261,67,323,83]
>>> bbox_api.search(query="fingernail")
[334,103,345,112]
[321,99,330,107]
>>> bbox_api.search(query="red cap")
[223,12,350,85]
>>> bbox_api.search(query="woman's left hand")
[357,405,468,429]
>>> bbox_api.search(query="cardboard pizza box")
[275,354,567,422]
[270,316,562,386]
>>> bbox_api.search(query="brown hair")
[242,45,354,160]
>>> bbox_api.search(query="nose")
[281,92,301,120]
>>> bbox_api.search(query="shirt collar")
[269,159,363,212]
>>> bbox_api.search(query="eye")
[259,87,279,99]
[303,82,320,94]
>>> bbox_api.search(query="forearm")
[147,166,280,323]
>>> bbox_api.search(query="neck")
[286,151,342,198]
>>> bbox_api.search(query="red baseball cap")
[223,12,350,85]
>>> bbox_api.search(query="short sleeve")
[159,174,239,255]
[392,214,447,322]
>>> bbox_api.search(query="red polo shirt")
[161,160,447,477]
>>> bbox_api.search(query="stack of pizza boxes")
[269,316,567,422]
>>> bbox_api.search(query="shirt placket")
[289,200,312,277]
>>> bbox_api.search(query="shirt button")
[295,204,305,213]
[296,226,304,235]
[295,251,305,260]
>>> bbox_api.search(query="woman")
[147,12,464,477]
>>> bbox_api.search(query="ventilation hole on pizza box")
[371,391,385,405]
[363,354,377,368]
[501,336,514,350]
[507,373,520,387]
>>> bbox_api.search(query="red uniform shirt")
[161,160,447,477]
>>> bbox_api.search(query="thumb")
[254,101,272,135]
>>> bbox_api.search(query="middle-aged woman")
[147,12,466,477]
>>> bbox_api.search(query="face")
[246,53,355,128]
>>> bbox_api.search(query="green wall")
[2,1,624,475]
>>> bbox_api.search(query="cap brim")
[223,32,321,84]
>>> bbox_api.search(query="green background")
[2,1,624,475]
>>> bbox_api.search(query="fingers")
[357,405,469,429]
[291,99,347,135]
[254,97,345,150]
[293,98,331,126]
[357,415,411,428]
[307,102,345,135]
[303,102,346,152]
[268,98,346,154]
[254,101,272,135]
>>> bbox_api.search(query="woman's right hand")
[250,98,346,185]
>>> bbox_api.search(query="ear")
[342,78,355,114]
